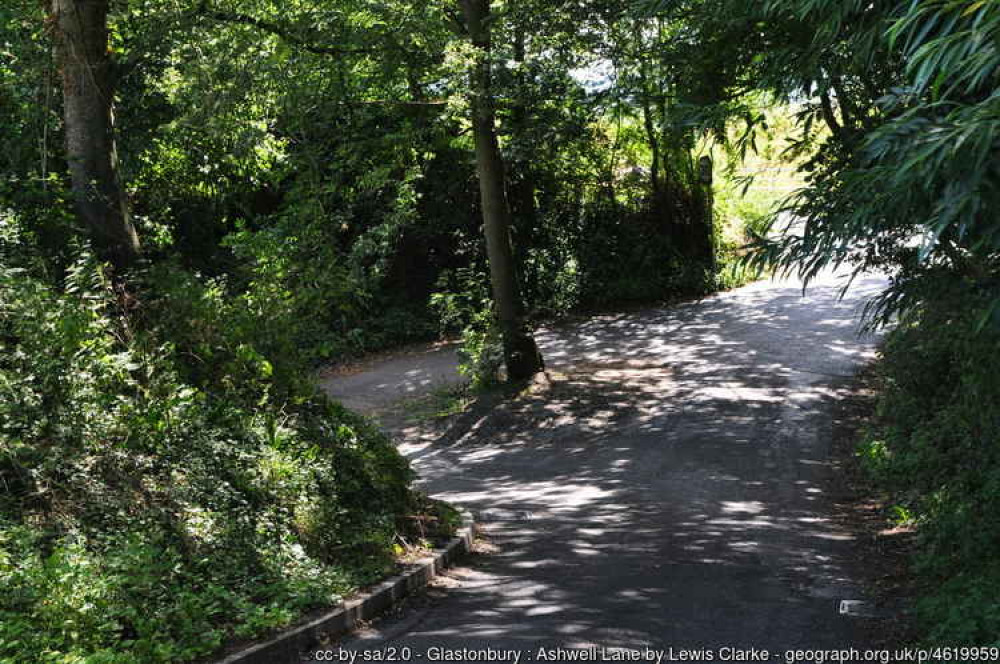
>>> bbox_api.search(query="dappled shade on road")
[329,274,886,656]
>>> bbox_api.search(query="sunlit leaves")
[890,0,1000,97]
[728,0,1000,327]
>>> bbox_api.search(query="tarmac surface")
[319,272,887,663]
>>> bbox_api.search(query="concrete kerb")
[213,511,477,664]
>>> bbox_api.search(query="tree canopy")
[1,0,999,660]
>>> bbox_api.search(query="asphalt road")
[320,272,887,664]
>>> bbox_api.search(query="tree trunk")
[459,0,543,381]
[50,0,140,271]
[634,41,662,202]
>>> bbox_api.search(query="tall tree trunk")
[459,0,543,381]
[50,0,140,271]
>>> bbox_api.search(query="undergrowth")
[0,215,424,663]
[860,291,1000,649]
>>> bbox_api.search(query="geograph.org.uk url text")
[307,646,1000,664]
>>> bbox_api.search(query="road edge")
[212,511,477,664]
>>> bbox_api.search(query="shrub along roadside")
[859,291,1000,648]
[0,217,434,663]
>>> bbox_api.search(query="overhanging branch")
[197,1,375,57]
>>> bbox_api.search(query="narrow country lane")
[320,273,887,662]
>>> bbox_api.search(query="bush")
[575,200,714,307]
[430,267,504,388]
[0,216,417,663]
[456,312,506,390]
[860,293,1000,647]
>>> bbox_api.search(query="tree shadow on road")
[351,277,889,653]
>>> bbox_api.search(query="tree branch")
[830,75,856,130]
[819,91,845,140]
[197,1,375,57]
[336,99,447,107]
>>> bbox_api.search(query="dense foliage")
[107,0,727,352]
[862,295,1000,647]
[0,209,419,662]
